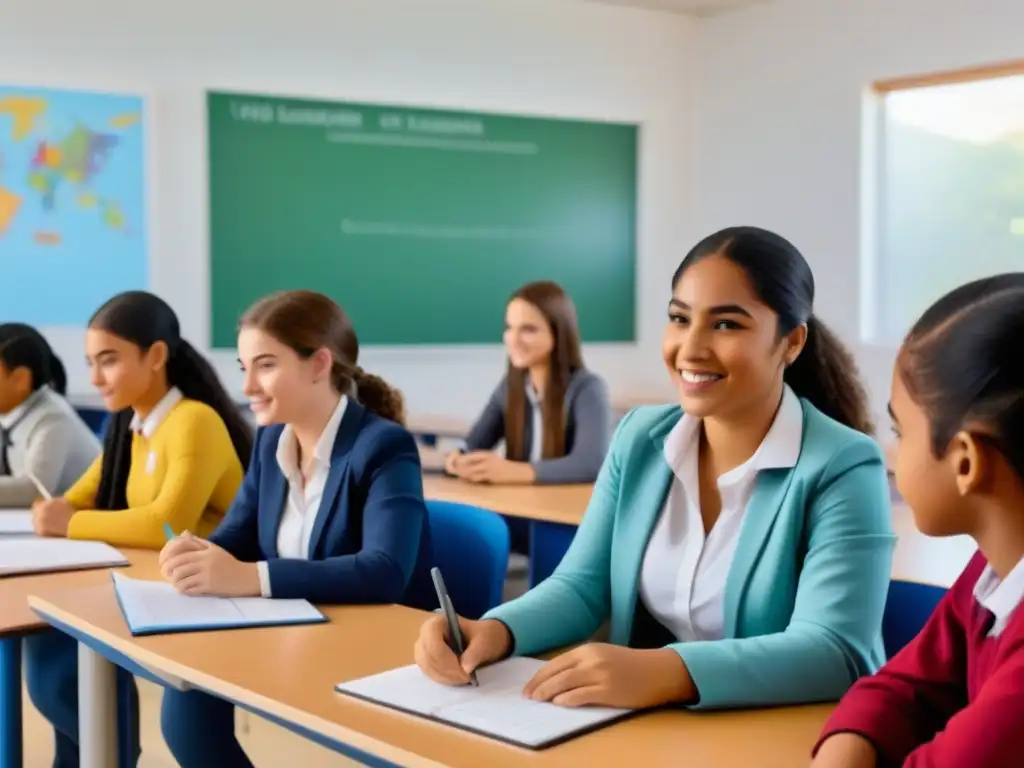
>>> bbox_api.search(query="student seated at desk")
[415,227,895,711]
[0,323,99,506]
[25,290,252,768]
[812,274,1024,768]
[158,290,434,768]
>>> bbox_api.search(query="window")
[865,63,1024,344]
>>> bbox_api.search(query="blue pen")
[163,523,176,541]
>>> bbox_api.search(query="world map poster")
[0,85,146,325]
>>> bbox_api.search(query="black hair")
[899,273,1024,481]
[0,323,67,396]
[89,291,253,510]
[672,226,874,434]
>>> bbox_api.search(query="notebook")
[0,538,128,576]
[335,657,635,750]
[111,571,328,636]
[0,510,35,536]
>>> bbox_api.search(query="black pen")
[431,566,479,687]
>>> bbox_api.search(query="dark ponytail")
[0,323,68,396]
[351,366,405,426]
[89,291,253,511]
[672,226,874,435]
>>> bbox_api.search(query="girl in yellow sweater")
[27,290,253,768]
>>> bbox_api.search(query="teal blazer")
[484,400,895,709]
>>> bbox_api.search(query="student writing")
[416,226,895,711]
[25,290,253,768]
[0,323,99,506]
[158,290,435,768]
[812,273,1024,768]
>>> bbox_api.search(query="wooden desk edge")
[26,594,450,768]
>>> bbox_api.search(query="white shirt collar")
[973,556,1024,636]
[0,386,48,430]
[276,395,349,480]
[129,387,183,438]
[663,384,804,484]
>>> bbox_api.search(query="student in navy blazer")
[158,291,433,768]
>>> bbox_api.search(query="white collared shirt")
[256,395,348,597]
[525,382,542,462]
[973,556,1024,637]
[130,387,183,437]
[639,385,804,642]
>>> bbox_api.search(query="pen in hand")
[431,566,479,687]
[25,469,52,501]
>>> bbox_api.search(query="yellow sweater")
[65,399,245,549]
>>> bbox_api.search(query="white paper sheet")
[0,510,35,535]
[336,656,632,749]
[0,538,128,576]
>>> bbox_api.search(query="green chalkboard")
[207,90,637,347]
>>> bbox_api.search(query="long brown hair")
[240,291,405,425]
[505,281,584,460]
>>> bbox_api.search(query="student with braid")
[26,290,252,768]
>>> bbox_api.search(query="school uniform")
[24,387,246,768]
[161,396,435,768]
[0,385,99,507]
[484,386,896,708]
[814,550,1024,767]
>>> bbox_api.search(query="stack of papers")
[335,656,634,749]
[0,510,35,536]
[111,572,328,636]
[0,538,128,577]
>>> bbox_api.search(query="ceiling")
[583,0,771,16]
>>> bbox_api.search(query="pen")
[163,523,176,541]
[25,469,52,501]
[430,566,478,687]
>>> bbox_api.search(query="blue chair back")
[882,580,946,658]
[426,500,510,620]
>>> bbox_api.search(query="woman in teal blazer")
[414,226,895,711]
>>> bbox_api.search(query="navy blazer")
[209,400,435,608]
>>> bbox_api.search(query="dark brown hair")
[898,273,1024,479]
[673,226,874,435]
[504,281,584,460]
[240,290,405,425]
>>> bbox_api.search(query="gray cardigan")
[0,387,101,507]
[464,369,612,485]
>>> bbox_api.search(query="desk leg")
[0,638,21,768]
[78,642,117,768]
[528,521,577,587]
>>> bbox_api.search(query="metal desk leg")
[0,638,22,768]
[78,642,117,768]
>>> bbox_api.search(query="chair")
[426,500,511,619]
[882,580,946,658]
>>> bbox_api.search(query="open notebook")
[0,538,128,576]
[111,572,328,636]
[335,657,634,750]
[0,511,35,536]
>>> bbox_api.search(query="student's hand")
[523,644,695,709]
[163,538,261,598]
[414,614,512,685]
[158,532,207,577]
[454,452,536,484]
[443,451,463,476]
[31,498,76,537]
[810,734,878,768]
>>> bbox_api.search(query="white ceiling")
[583,0,771,16]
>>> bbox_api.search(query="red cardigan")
[814,551,1024,767]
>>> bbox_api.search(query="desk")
[405,414,471,446]
[0,550,161,768]
[29,587,832,768]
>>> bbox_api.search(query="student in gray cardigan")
[0,325,100,507]
[446,281,612,487]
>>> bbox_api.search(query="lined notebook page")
[0,538,128,576]
[112,572,325,634]
[0,511,35,535]
[336,657,632,749]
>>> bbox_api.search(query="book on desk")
[335,656,636,750]
[0,536,129,576]
[0,510,36,536]
[111,571,327,636]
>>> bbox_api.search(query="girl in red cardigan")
[811,273,1024,768]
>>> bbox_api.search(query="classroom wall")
[1,0,696,416]
[694,0,1024,426]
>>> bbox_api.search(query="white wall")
[1,0,697,415]
[695,0,1024,427]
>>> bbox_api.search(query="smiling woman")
[413,226,895,716]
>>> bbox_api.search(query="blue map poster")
[0,85,147,326]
